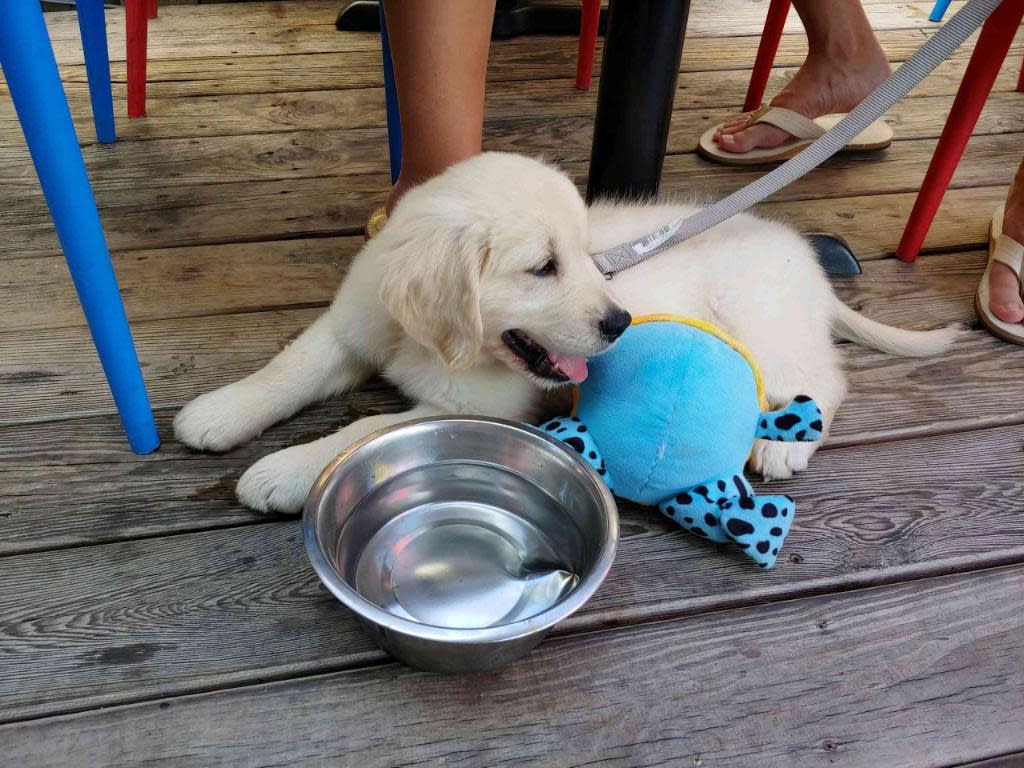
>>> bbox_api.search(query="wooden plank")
[2,125,1019,260]
[5,95,1019,195]
[4,41,1018,162]
[7,25,998,105]
[6,80,1023,178]
[0,382,407,555]
[655,132,1024,205]
[3,323,1021,553]
[0,236,356,332]
[0,224,988,334]
[4,38,1021,148]
[32,0,966,68]
[2,561,1022,768]
[5,249,1024,441]
[42,1,380,67]
[759,185,1007,258]
[954,756,1024,768]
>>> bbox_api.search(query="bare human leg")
[382,0,496,212]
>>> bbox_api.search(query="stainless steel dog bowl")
[303,416,618,673]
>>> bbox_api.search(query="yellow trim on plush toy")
[630,314,769,411]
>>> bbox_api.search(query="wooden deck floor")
[2,2,1024,765]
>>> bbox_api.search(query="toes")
[716,123,792,154]
[714,114,753,142]
[988,263,1024,323]
[989,300,1024,324]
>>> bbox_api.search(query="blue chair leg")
[929,0,953,22]
[0,1,159,454]
[77,0,116,144]
[379,4,402,184]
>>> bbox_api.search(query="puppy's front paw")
[174,383,268,453]
[748,439,817,481]
[236,446,322,515]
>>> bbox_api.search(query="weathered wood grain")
[759,185,1007,257]
[8,27,972,103]
[1,132,1018,261]
[3,325,1021,553]
[1,422,1023,720]
[955,756,1024,768]
[0,237,356,332]
[8,26,1019,140]
[5,46,1020,183]
[9,78,1021,158]
[33,0,969,67]
[1,181,1006,329]
[0,388,407,554]
[4,248,1022,447]
[5,87,1023,203]
[3,562,1022,768]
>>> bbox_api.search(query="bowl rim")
[302,415,619,645]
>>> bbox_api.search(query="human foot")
[714,47,892,154]
[989,191,1024,324]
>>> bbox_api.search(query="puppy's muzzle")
[599,308,632,342]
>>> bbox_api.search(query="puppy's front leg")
[175,313,371,452]
[236,404,443,514]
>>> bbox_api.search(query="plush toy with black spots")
[540,316,823,568]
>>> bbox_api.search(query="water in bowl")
[340,461,583,630]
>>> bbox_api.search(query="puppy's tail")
[831,299,964,357]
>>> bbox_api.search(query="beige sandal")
[976,204,1024,345]
[365,206,388,240]
[697,105,893,166]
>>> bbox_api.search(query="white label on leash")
[631,218,682,255]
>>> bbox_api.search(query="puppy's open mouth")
[502,330,589,383]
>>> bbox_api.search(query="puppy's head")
[378,153,629,386]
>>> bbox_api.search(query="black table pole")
[586,0,691,202]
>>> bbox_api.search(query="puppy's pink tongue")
[551,354,589,383]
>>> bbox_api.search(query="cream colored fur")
[174,153,961,513]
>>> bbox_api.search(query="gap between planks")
[1,420,1023,721]
[1,563,1021,767]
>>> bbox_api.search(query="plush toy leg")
[658,474,754,544]
[539,416,613,491]
[719,493,795,569]
[755,395,823,442]
[661,473,796,568]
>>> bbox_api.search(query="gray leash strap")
[593,0,1003,277]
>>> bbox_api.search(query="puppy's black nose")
[599,308,632,341]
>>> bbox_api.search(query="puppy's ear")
[379,220,487,370]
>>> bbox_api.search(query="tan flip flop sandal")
[976,203,1024,345]
[365,206,387,240]
[697,105,893,166]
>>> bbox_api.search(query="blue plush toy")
[540,316,823,568]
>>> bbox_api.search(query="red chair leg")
[743,0,790,112]
[147,0,158,20]
[897,0,1024,262]
[126,0,147,118]
[576,0,601,90]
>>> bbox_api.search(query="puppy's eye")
[529,258,558,277]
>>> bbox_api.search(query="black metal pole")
[586,0,691,202]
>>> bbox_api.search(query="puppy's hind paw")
[748,439,817,481]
